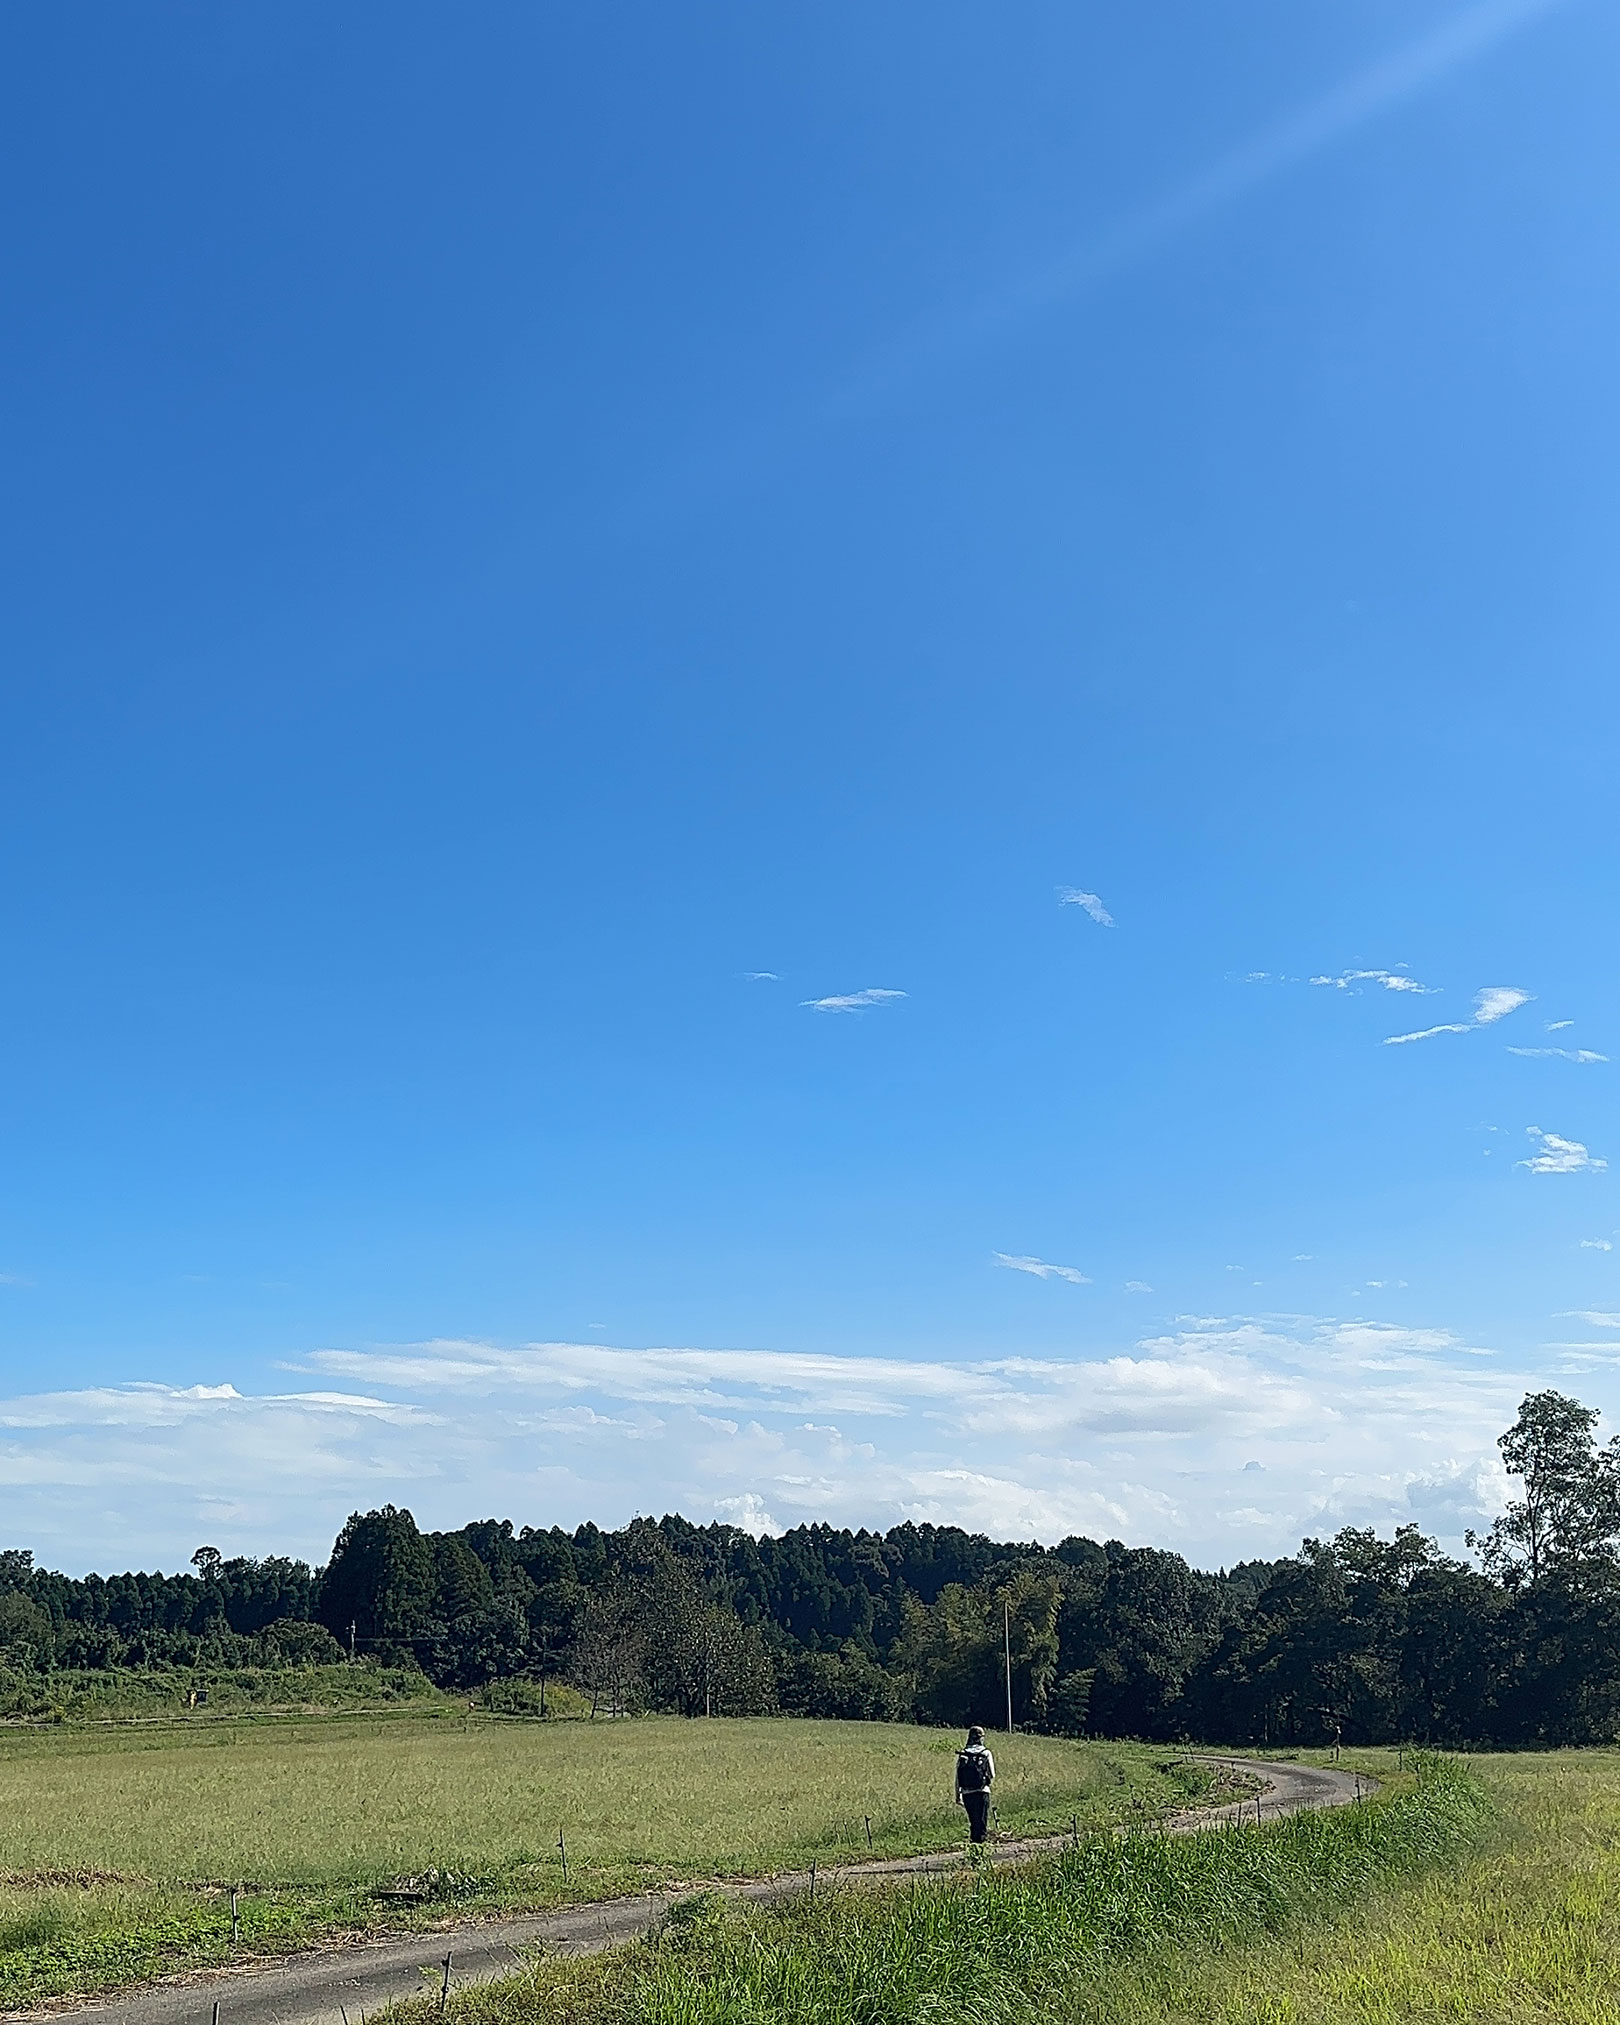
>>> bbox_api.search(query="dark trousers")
[962,1790,991,1843]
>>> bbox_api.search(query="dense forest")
[4,1389,1620,1747]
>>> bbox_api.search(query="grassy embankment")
[0,1661,456,1723]
[0,1713,1203,2007]
[411,1753,1485,2025]
[1098,1748,1620,2024]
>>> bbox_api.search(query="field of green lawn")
[0,1710,1205,2006]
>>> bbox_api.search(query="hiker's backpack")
[957,1748,990,1792]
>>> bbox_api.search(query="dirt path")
[27,1758,1366,2025]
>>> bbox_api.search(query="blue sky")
[3,0,1619,1572]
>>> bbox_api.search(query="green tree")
[318,1506,438,1647]
[0,1590,53,1669]
[432,1535,495,1622]
[1470,1390,1620,1586]
[1002,1568,1062,1722]
[894,1583,1000,1726]
[258,1617,346,1665]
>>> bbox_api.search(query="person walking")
[954,1724,996,1844]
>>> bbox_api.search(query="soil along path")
[35,1758,1364,2025]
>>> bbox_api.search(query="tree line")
[3,1389,1620,1746]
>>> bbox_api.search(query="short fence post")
[439,1954,452,2015]
[557,1831,568,1884]
[1071,1814,1079,1849]
[864,1816,872,1849]
[808,1859,816,1897]
[230,1888,239,1943]
[211,2002,220,2025]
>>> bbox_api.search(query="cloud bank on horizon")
[0,1321,1541,1577]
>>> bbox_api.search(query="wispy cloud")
[1548,1020,1575,1032]
[1384,1023,1473,1045]
[1580,1238,1614,1251]
[1519,1128,1608,1176]
[1311,969,1435,994]
[1125,1281,1154,1294]
[1474,987,1534,1026]
[742,971,779,982]
[801,988,907,1013]
[995,1253,1092,1286]
[1057,888,1114,927]
[1508,1047,1607,1064]
[1563,1312,1620,1328]
[1384,984,1533,1046]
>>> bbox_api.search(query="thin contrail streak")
[825,0,1571,414]
[619,0,1571,526]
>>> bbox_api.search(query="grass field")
[409,1747,1620,2025]
[413,1754,1482,2025]
[0,1712,1203,2006]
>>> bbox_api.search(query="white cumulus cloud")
[1519,1128,1608,1176]
[1474,986,1533,1025]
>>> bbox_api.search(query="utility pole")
[1004,1596,1013,1733]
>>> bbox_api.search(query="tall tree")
[1470,1390,1620,1586]
[318,1506,438,1646]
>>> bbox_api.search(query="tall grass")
[441,1757,1487,2025]
[631,1757,1486,2025]
[1088,1749,1620,2025]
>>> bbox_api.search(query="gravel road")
[25,1757,1367,2025]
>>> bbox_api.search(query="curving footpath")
[26,1758,1367,2025]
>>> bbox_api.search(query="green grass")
[0,1660,453,1722]
[1084,1747,1620,2024]
[405,1756,1487,2025]
[0,1713,1200,2007]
